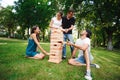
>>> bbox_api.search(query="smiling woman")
[0,0,18,7]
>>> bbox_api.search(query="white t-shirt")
[52,17,62,28]
[75,37,93,60]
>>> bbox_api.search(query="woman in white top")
[49,11,64,30]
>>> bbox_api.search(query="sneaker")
[84,75,92,80]
[90,64,100,69]
[94,64,100,68]
[62,56,66,59]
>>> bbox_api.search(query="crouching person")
[26,25,49,59]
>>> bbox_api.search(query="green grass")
[0,37,120,80]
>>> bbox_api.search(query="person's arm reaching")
[66,41,89,51]
[71,47,78,58]
[68,25,74,31]
[32,34,49,55]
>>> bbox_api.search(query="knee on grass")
[68,59,75,65]
[34,53,45,59]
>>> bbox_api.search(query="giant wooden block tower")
[48,28,63,63]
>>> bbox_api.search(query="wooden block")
[50,50,62,54]
[51,33,63,36]
[49,53,62,57]
[48,59,62,64]
[51,40,63,43]
[50,36,63,40]
[49,55,61,59]
[51,29,62,33]
[50,43,62,48]
[50,47,62,50]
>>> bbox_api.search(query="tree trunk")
[42,31,45,42]
[107,31,113,50]
[27,27,30,38]
[22,29,25,39]
[8,27,11,38]
[77,30,80,38]
[102,32,106,47]
[93,34,96,47]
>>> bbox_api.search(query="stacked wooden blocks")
[48,28,63,63]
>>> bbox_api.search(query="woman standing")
[49,11,64,30]
[26,25,49,59]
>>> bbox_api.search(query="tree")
[93,0,120,50]
[14,0,57,41]
[0,6,17,38]
[57,0,120,50]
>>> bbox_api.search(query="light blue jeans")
[62,34,74,57]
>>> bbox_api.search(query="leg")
[34,53,45,59]
[62,34,67,58]
[84,50,90,71]
[83,50,92,80]
[67,34,74,55]
[68,58,86,66]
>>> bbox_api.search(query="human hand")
[61,29,66,32]
[66,41,73,46]
[65,29,69,33]
[46,52,50,56]
[44,50,50,56]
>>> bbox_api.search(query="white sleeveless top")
[52,17,62,28]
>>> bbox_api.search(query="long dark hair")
[86,29,92,39]
[31,25,40,42]
[58,11,63,17]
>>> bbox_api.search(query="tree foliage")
[0,0,119,49]
[14,0,56,40]
[0,6,17,38]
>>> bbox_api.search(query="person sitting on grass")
[66,29,100,80]
[26,25,49,59]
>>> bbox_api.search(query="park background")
[0,0,120,80]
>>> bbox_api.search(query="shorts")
[75,55,93,64]
[75,56,86,64]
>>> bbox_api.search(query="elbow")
[49,25,52,28]
[36,43,40,46]
[81,47,87,51]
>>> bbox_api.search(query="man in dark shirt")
[62,10,75,59]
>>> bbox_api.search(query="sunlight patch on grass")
[0,43,7,45]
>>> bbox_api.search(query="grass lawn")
[0,37,120,80]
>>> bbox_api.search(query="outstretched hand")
[44,50,50,56]
[46,52,50,56]
[66,41,73,46]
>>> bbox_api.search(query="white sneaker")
[84,75,92,80]
[95,64,100,68]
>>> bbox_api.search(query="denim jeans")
[62,34,74,57]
